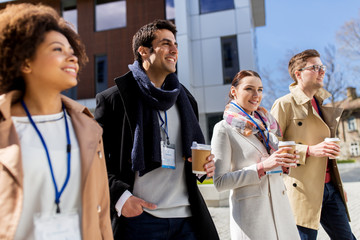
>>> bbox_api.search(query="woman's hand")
[262,147,299,172]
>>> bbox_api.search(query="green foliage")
[198,178,214,184]
[337,159,356,164]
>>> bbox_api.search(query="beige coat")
[0,91,113,240]
[271,84,349,230]
[212,120,300,240]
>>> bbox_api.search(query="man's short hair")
[288,49,320,82]
[132,19,177,65]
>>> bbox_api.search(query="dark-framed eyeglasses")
[299,65,326,72]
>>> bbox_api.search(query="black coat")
[95,71,219,240]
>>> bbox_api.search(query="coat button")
[298,122,302,126]
[282,190,285,195]
[97,205,101,213]
[293,183,297,187]
[98,151,102,159]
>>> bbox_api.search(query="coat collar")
[289,83,331,105]
[0,91,102,189]
[61,95,103,189]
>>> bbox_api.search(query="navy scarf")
[129,61,205,176]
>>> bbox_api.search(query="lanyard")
[157,111,170,145]
[21,100,71,214]
[313,97,323,119]
[230,102,270,150]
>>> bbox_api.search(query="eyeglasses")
[299,65,326,72]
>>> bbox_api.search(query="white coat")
[211,120,300,240]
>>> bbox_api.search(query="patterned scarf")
[223,101,281,152]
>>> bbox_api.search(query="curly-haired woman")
[0,3,112,240]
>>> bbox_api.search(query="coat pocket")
[234,183,262,201]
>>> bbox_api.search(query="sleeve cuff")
[257,162,266,179]
[296,144,309,165]
[115,190,132,217]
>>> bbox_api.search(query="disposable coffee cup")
[325,138,340,159]
[278,141,296,154]
[191,141,211,174]
[278,141,296,167]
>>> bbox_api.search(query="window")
[62,86,77,99]
[347,116,357,131]
[95,0,126,31]
[350,142,360,156]
[95,55,108,94]
[200,0,234,14]
[62,0,77,32]
[207,113,223,142]
[221,36,239,84]
[165,0,175,20]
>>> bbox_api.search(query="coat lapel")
[0,91,23,187]
[233,127,268,155]
[61,96,102,189]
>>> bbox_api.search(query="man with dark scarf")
[95,19,219,240]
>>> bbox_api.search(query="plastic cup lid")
[325,137,340,142]
[278,141,296,146]
[191,141,211,150]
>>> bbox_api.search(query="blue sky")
[256,0,360,77]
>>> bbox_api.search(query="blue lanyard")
[21,100,71,214]
[157,111,170,145]
[230,102,270,150]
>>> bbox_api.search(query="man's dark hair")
[132,19,177,65]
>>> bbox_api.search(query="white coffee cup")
[324,138,340,159]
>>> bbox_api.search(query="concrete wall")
[175,0,258,142]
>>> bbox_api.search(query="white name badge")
[34,211,81,240]
[161,140,176,169]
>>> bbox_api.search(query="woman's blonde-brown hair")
[0,3,88,94]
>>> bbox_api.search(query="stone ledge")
[198,184,229,207]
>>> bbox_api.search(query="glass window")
[347,116,357,131]
[165,0,175,20]
[221,36,239,84]
[95,0,126,31]
[95,55,108,94]
[350,142,360,156]
[207,113,223,142]
[62,0,77,32]
[200,0,234,14]
[62,86,77,99]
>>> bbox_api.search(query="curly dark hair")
[132,19,177,66]
[0,3,88,94]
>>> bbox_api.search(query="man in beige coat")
[271,49,356,240]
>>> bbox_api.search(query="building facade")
[333,87,360,161]
[174,0,265,141]
[0,0,265,142]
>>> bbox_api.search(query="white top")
[12,111,81,240]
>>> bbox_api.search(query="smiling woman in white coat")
[211,70,300,240]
